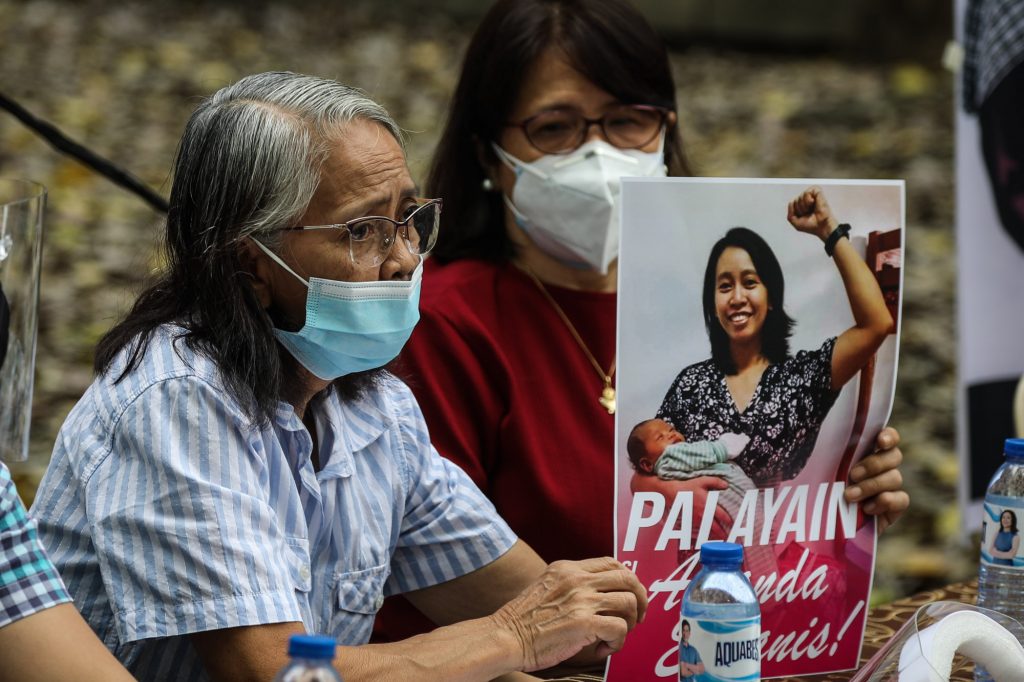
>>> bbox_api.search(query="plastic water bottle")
[272,634,343,682]
[977,438,1024,681]
[680,541,761,681]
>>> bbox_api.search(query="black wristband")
[824,223,851,257]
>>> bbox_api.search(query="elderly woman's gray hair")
[188,71,404,249]
[95,71,401,423]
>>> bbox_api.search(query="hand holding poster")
[611,178,903,679]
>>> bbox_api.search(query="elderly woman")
[30,72,646,681]
[376,0,908,641]
[656,187,893,487]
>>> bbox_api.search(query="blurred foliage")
[0,0,969,600]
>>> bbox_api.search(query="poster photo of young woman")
[611,177,903,680]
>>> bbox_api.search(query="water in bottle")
[977,437,1024,681]
[272,634,343,682]
[681,541,761,681]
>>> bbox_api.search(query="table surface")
[550,580,979,681]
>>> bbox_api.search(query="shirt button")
[300,565,311,581]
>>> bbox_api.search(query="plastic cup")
[0,179,45,462]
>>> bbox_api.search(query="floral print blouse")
[656,337,840,487]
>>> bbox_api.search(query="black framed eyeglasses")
[281,198,442,267]
[505,104,671,155]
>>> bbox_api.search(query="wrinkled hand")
[787,186,838,240]
[490,557,648,672]
[845,426,910,533]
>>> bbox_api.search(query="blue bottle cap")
[699,541,744,566]
[1006,439,1024,460]
[287,634,337,660]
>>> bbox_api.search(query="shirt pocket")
[327,563,390,642]
[334,563,389,615]
[284,537,312,595]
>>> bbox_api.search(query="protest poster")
[610,178,903,679]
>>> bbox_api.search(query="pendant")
[599,385,616,415]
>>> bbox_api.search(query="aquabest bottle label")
[981,495,1024,569]
[681,616,760,681]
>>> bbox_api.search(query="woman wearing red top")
[375,0,909,643]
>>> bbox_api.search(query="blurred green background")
[0,0,966,604]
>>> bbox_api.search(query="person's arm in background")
[0,463,134,682]
[787,188,908,532]
[785,185,893,392]
[0,604,136,682]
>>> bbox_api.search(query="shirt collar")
[326,389,392,459]
[272,386,392,476]
[273,401,305,431]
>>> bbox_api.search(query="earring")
[482,177,494,191]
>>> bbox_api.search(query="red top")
[373,257,617,641]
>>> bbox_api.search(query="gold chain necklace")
[517,265,616,415]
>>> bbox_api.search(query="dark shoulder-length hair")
[93,72,403,425]
[1003,509,1019,534]
[427,0,691,264]
[702,227,795,375]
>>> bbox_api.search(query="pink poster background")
[610,178,904,679]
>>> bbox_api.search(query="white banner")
[955,0,1024,529]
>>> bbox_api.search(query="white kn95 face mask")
[493,135,666,274]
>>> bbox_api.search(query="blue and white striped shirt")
[31,325,517,679]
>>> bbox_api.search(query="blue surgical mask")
[252,240,422,380]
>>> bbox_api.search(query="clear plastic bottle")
[681,541,761,681]
[272,634,343,682]
[977,438,1024,682]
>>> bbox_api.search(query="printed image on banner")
[610,178,904,679]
